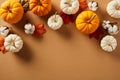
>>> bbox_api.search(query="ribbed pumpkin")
[76,11,100,34]
[0,0,24,24]
[29,0,52,16]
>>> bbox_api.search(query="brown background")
[0,0,120,80]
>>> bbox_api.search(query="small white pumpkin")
[60,0,79,15]
[24,23,35,35]
[4,34,23,53]
[88,1,98,11]
[106,0,120,18]
[0,26,9,37]
[108,24,119,35]
[47,14,63,30]
[100,35,117,52]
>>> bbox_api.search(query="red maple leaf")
[60,11,74,24]
[89,26,105,40]
[33,23,46,38]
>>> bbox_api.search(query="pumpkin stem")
[116,6,120,10]
[38,0,42,6]
[7,6,12,13]
[87,15,96,23]
[65,2,72,7]
[54,12,58,22]
[108,42,113,50]
[10,40,15,47]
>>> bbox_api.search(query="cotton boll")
[0,26,9,37]
[24,23,35,35]
[88,1,98,11]
[108,25,119,35]
[102,20,112,29]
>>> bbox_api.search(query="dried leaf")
[89,26,105,40]
[0,38,7,54]
[60,11,74,24]
[34,23,46,38]
[79,0,88,12]
[1,46,6,54]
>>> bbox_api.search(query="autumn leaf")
[60,11,74,24]
[79,0,88,12]
[34,23,46,38]
[0,37,7,54]
[89,26,105,40]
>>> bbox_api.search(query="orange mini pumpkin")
[29,0,52,16]
[76,11,100,34]
[0,0,24,24]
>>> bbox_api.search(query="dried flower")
[102,20,119,35]
[0,26,9,37]
[34,23,46,37]
[24,23,35,35]
[79,0,88,12]
[89,26,105,40]
[60,11,74,24]
[88,1,98,11]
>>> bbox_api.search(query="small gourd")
[107,0,120,18]
[29,0,52,16]
[76,10,100,34]
[60,0,79,15]
[0,0,24,24]
[47,13,63,30]
[100,35,117,52]
[4,34,23,53]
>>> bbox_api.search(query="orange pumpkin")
[76,11,100,34]
[29,0,52,16]
[0,0,24,24]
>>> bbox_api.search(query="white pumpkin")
[106,0,120,18]
[24,23,35,35]
[60,0,79,15]
[88,1,98,11]
[0,26,9,37]
[4,34,23,53]
[47,14,63,30]
[100,35,117,52]
[108,24,119,35]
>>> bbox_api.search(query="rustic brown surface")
[0,0,120,80]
